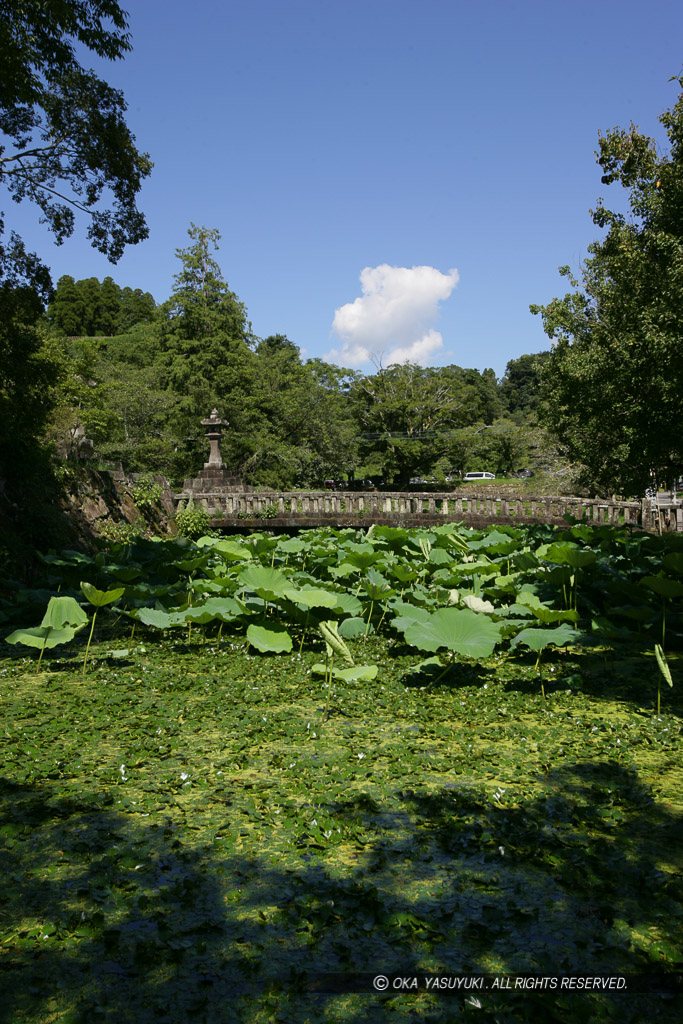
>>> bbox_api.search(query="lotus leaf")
[514,591,579,623]
[80,582,126,607]
[510,623,580,653]
[5,625,80,649]
[402,607,502,658]
[246,621,293,653]
[311,663,378,681]
[238,566,291,600]
[338,617,371,639]
[282,587,338,609]
[41,596,88,629]
[641,575,683,599]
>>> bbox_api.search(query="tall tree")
[99,275,121,334]
[531,74,683,494]
[159,224,254,431]
[47,274,85,335]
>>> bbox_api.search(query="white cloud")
[327,264,459,368]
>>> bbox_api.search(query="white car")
[463,471,496,481]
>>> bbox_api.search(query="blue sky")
[8,0,683,376]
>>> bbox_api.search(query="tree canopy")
[531,74,683,494]
[0,0,152,287]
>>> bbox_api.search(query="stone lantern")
[201,408,228,468]
[178,409,253,499]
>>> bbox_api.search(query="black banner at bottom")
[303,972,683,995]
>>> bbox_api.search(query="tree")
[0,0,152,283]
[531,74,683,494]
[47,274,85,335]
[499,352,551,420]
[99,275,121,334]
[77,276,103,335]
[228,343,359,488]
[118,286,155,332]
[352,363,474,486]
[159,224,254,443]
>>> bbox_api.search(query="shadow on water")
[0,760,681,1024]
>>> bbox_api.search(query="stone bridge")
[173,487,682,533]
[173,411,682,533]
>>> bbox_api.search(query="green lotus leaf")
[450,560,500,577]
[510,623,580,653]
[172,555,209,573]
[277,537,306,554]
[311,663,378,681]
[283,587,338,609]
[329,592,363,617]
[469,531,518,556]
[238,565,291,600]
[388,564,418,583]
[109,566,142,582]
[371,526,411,551]
[133,608,186,629]
[641,575,683,599]
[41,596,88,629]
[211,539,253,561]
[514,591,579,623]
[514,551,540,570]
[333,664,378,682]
[391,604,433,635]
[362,568,395,601]
[540,543,597,569]
[344,549,383,570]
[246,621,293,653]
[80,582,126,608]
[428,548,452,565]
[662,552,683,576]
[5,625,80,649]
[338,616,370,639]
[654,644,673,688]
[319,620,354,665]
[328,563,358,579]
[402,607,502,658]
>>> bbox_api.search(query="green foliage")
[654,642,674,716]
[79,579,124,674]
[399,606,503,659]
[158,224,253,433]
[174,500,211,541]
[131,475,163,510]
[5,594,87,669]
[0,0,151,270]
[97,518,145,544]
[47,276,156,336]
[246,620,293,653]
[1,522,681,1024]
[499,352,551,420]
[532,74,683,493]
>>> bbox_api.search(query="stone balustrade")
[172,489,681,531]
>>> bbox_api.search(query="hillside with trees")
[34,224,549,492]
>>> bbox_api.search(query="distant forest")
[36,229,551,490]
